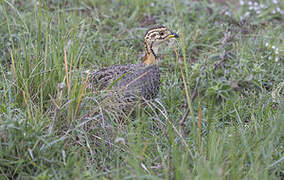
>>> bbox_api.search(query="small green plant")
[0,0,283,179]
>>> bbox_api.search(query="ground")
[0,0,283,179]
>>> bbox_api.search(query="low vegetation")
[0,0,283,179]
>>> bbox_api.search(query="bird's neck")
[142,53,157,65]
[142,41,158,65]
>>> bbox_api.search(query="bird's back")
[91,63,160,101]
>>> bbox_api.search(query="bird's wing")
[90,64,138,90]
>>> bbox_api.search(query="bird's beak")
[168,32,179,38]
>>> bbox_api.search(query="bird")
[90,25,179,107]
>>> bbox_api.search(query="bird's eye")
[159,31,164,36]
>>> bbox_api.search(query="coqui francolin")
[90,26,179,105]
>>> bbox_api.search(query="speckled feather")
[91,63,160,101]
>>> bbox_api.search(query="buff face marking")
[142,26,179,65]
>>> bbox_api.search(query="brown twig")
[191,76,201,102]
[179,104,188,137]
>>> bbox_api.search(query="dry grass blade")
[64,48,70,95]
[139,139,148,161]
[75,73,90,118]
[9,49,16,79]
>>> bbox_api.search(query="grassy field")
[0,0,283,179]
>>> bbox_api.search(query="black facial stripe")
[150,41,157,58]
[158,36,167,40]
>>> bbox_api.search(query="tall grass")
[0,0,283,179]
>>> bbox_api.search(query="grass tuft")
[0,0,283,179]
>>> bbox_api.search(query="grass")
[0,0,283,179]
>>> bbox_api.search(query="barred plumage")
[90,26,178,104]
